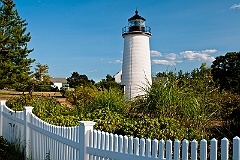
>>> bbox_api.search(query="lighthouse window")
[129,20,145,27]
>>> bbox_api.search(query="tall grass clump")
[94,88,128,112]
[143,78,181,118]
[136,68,221,138]
[0,136,25,160]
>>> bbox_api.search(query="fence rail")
[0,100,240,160]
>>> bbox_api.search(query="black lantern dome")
[122,10,151,36]
[128,10,146,21]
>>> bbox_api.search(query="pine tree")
[0,0,35,90]
[211,52,240,94]
[33,63,53,92]
[34,62,50,82]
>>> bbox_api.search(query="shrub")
[6,94,78,127]
[0,136,24,160]
[93,88,127,112]
[6,94,37,111]
[211,91,240,139]
[65,86,97,108]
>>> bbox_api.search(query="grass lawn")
[0,90,62,99]
[0,89,71,107]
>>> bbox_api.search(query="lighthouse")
[121,10,152,99]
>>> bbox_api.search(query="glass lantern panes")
[129,19,145,27]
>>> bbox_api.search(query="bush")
[34,84,54,92]
[211,91,240,139]
[6,94,36,111]
[65,86,97,108]
[0,136,24,160]
[6,94,78,127]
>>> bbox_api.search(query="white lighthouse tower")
[121,10,152,99]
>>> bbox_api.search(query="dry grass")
[0,90,61,98]
[0,90,22,100]
[0,89,73,108]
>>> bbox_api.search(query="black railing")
[122,26,151,35]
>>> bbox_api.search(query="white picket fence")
[0,100,240,160]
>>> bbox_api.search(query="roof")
[128,10,146,21]
[50,77,67,83]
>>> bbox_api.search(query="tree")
[33,63,53,92]
[67,72,95,88]
[0,0,35,90]
[211,52,240,93]
[34,62,50,82]
[95,74,121,91]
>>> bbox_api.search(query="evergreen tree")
[0,0,35,90]
[67,72,95,88]
[34,63,53,92]
[211,52,240,93]
[34,62,50,82]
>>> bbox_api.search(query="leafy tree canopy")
[67,72,95,88]
[34,62,49,82]
[211,52,240,94]
[155,63,215,95]
[33,63,54,92]
[0,0,35,90]
[95,74,121,91]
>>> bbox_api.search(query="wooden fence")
[0,100,240,160]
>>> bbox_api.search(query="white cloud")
[89,70,98,73]
[152,59,176,66]
[115,60,122,63]
[150,50,162,57]
[108,59,122,64]
[180,51,198,60]
[180,50,215,62]
[165,53,178,60]
[202,49,217,54]
[151,49,216,66]
[231,4,240,9]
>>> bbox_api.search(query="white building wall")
[114,70,122,83]
[53,82,62,90]
[121,34,152,99]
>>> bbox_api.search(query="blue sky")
[14,0,240,82]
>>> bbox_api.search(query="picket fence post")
[23,106,34,160]
[79,121,96,160]
[233,136,240,160]
[0,100,7,136]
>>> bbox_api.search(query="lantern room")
[122,10,151,36]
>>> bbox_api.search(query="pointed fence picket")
[87,129,240,160]
[0,100,240,160]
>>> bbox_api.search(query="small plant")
[0,136,25,160]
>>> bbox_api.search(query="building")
[50,77,68,90]
[114,70,122,83]
[121,10,152,99]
